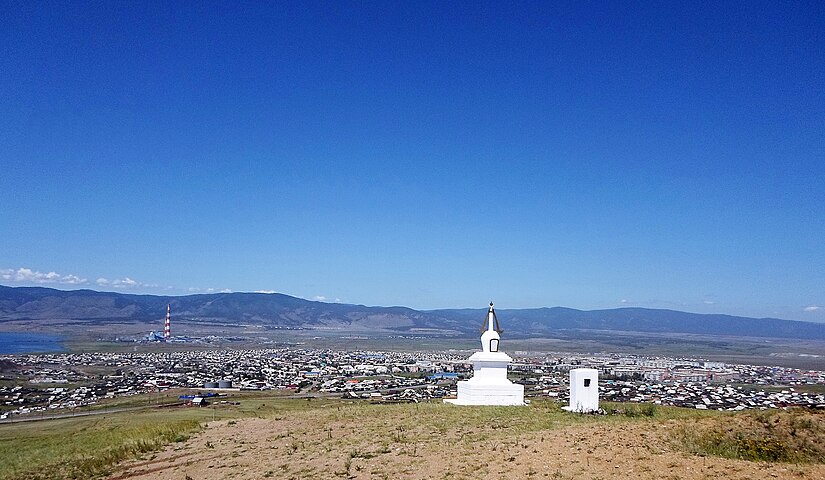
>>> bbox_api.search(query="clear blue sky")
[1,1,823,321]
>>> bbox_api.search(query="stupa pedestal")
[445,303,525,406]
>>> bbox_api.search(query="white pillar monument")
[562,368,599,413]
[445,302,525,406]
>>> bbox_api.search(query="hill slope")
[1,285,824,340]
[0,285,463,334]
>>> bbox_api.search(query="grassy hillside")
[0,392,295,480]
[2,394,824,480]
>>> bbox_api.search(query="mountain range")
[1,285,824,340]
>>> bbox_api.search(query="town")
[1,347,823,420]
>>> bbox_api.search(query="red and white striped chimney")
[164,304,171,340]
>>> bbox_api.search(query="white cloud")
[3,267,240,296]
[187,286,231,294]
[2,267,175,292]
[61,274,86,284]
[619,299,629,304]
[97,276,156,290]
[703,300,715,305]
[311,295,342,303]
[112,277,138,288]
[804,305,821,312]
[254,290,277,294]
[1,267,87,285]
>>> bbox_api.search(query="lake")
[0,332,65,354]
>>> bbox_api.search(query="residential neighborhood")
[1,348,823,420]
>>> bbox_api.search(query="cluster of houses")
[534,378,823,410]
[1,348,823,420]
[517,353,825,386]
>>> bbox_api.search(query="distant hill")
[437,306,825,340]
[0,285,464,334]
[1,285,824,340]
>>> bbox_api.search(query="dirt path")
[109,405,824,480]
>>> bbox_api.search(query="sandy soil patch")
[108,403,824,480]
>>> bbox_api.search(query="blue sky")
[1,1,823,321]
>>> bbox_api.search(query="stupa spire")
[480,302,502,353]
[481,302,502,334]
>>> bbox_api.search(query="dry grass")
[0,392,319,480]
[0,417,199,480]
[4,396,825,480]
[110,400,825,480]
[672,408,825,463]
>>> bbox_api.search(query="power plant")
[164,304,171,340]
[143,304,173,342]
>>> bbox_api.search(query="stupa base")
[444,381,525,406]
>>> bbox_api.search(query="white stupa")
[445,303,525,406]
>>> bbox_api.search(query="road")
[0,402,184,425]
[0,380,450,425]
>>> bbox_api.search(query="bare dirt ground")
[108,402,825,480]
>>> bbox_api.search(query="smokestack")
[164,304,171,340]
